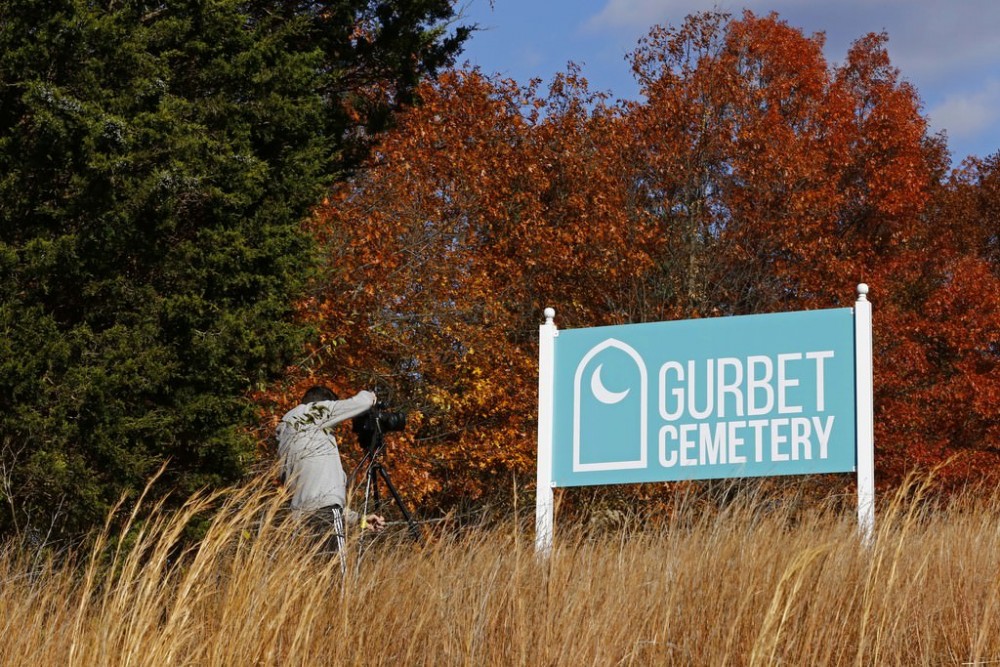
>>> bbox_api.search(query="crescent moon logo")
[590,364,630,404]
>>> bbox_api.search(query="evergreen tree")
[0,0,467,540]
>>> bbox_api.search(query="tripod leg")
[374,464,423,543]
[348,446,377,490]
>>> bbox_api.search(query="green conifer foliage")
[0,0,467,539]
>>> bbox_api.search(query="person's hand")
[363,514,386,533]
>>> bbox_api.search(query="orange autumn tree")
[590,10,998,488]
[621,12,999,487]
[280,68,659,508]
[269,11,1000,512]
[625,12,930,313]
[892,153,1000,484]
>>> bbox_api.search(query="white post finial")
[544,307,555,325]
[857,283,869,301]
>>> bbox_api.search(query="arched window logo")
[573,338,648,472]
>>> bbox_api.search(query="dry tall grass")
[2,475,1000,666]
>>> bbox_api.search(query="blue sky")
[457,0,1000,168]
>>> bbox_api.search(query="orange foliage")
[280,67,662,506]
[262,11,1000,508]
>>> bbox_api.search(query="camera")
[352,401,407,449]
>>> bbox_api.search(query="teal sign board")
[551,308,857,487]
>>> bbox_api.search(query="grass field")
[2,475,999,666]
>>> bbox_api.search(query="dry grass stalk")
[2,474,1000,665]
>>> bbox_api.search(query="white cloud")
[583,0,704,32]
[584,0,1000,84]
[581,0,1000,161]
[877,4,1000,84]
[583,0,848,32]
[516,45,545,70]
[927,79,1000,141]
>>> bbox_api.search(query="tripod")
[349,427,423,544]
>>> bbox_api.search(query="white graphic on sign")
[573,338,648,472]
[590,364,630,404]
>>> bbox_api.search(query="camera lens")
[379,411,406,432]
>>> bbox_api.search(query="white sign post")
[535,307,557,555]
[535,285,876,554]
[854,285,875,545]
